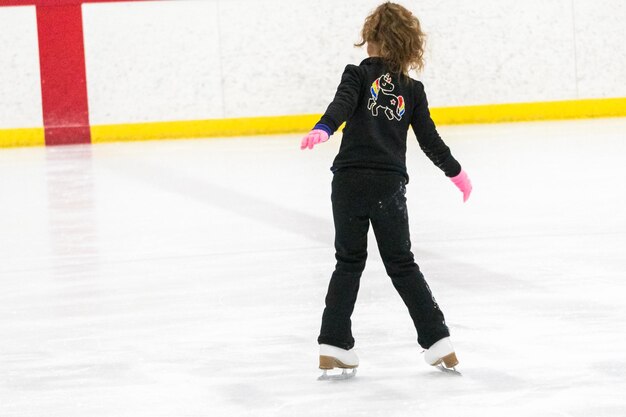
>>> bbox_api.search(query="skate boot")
[318,344,358,380]
[424,337,460,374]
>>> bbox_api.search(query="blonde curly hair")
[355,2,427,75]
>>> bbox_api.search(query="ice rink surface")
[1,118,625,417]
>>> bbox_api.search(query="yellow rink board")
[1,97,625,148]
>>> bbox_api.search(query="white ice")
[1,118,625,417]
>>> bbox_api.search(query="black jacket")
[316,57,461,182]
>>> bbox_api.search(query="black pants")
[318,169,449,350]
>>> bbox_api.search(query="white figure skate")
[318,344,359,381]
[424,337,460,375]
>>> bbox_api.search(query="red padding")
[37,4,91,145]
[0,1,155,6]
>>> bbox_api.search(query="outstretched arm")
[411,83,472,202]
[317,65,362,133]
[411,83,460,176]
[301,65,362,150]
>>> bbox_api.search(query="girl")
[301,2,472,377]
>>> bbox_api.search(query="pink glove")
[450,170,472,202]
[300,129,329,150]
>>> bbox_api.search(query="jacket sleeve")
[316,65,363,134]
[411,82,462,177]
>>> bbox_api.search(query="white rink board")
[417,0,577,106]
[82,0,224,125]
[217,0,378,118]
[573,0,626,98]
[1,118,625,416]
[0,6,43,128]
[81,0,626,123]
[1,1,626,128]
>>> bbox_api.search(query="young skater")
[300,2,472,377]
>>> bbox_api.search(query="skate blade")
[436,364,462,376]
[318,368,357,381]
